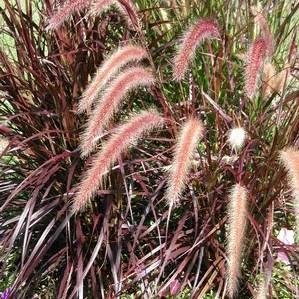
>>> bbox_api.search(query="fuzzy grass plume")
[173,18,220,81]
[251,6,274,56]
[80,66,154,157]
[228,127,247,150]
[166,118,204,207]
[227,184,248,298]
[78,45,147,114]
[280,148,299,234]
[245,37,268,98]
[47,0,90,30]
[73,111,164,212]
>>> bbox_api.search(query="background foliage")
[0,0,298,298]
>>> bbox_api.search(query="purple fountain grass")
[227,184,248,298]
[73,111,164,212]
[166,118,204,207]
[245,37,268,98]
[80,66,154,157]
[173,18,220,81]
[47,0,90,31]
[78,45,147,114]
[280,148,299,234]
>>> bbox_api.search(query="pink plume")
[78,45,147,114]
[173,18,220,81]
[251,7,274,56]
[80,66,154,157]
[245,37,268,98]
[73,111,164,212]
[47,0,90,31]
[227,184,248,298]
[166,118,204,207]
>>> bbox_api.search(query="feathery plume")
[73,111,164,212]
[78,45,147,114]
[227,184,248,298]
[251,6,274,56]
[47,0,90,31]
[166,118,204,207]
[280,148,299,234]
[245,37,268,98]
[173,18,220,81]
[228,127,247,150]
[80,66,154,157]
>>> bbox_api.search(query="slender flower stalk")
[73,111,164,212]
[173,18,220,81]
[166,118,204,207]
[245,37,268,98]
[227,184,248,298]
[80,66,154,157]
[280,148,299,234]
[78,45,147,114]
[47,0,90,31]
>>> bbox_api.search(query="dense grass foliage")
[0,0,298,298]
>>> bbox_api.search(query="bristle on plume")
[227,184,248,298]
[73,111,164,212]
[173,18,220,81]
[80,66,154,157]
[89,0,115,16]
[90,0,139,28]
[47,0,90,31]
[78,45,147,114]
